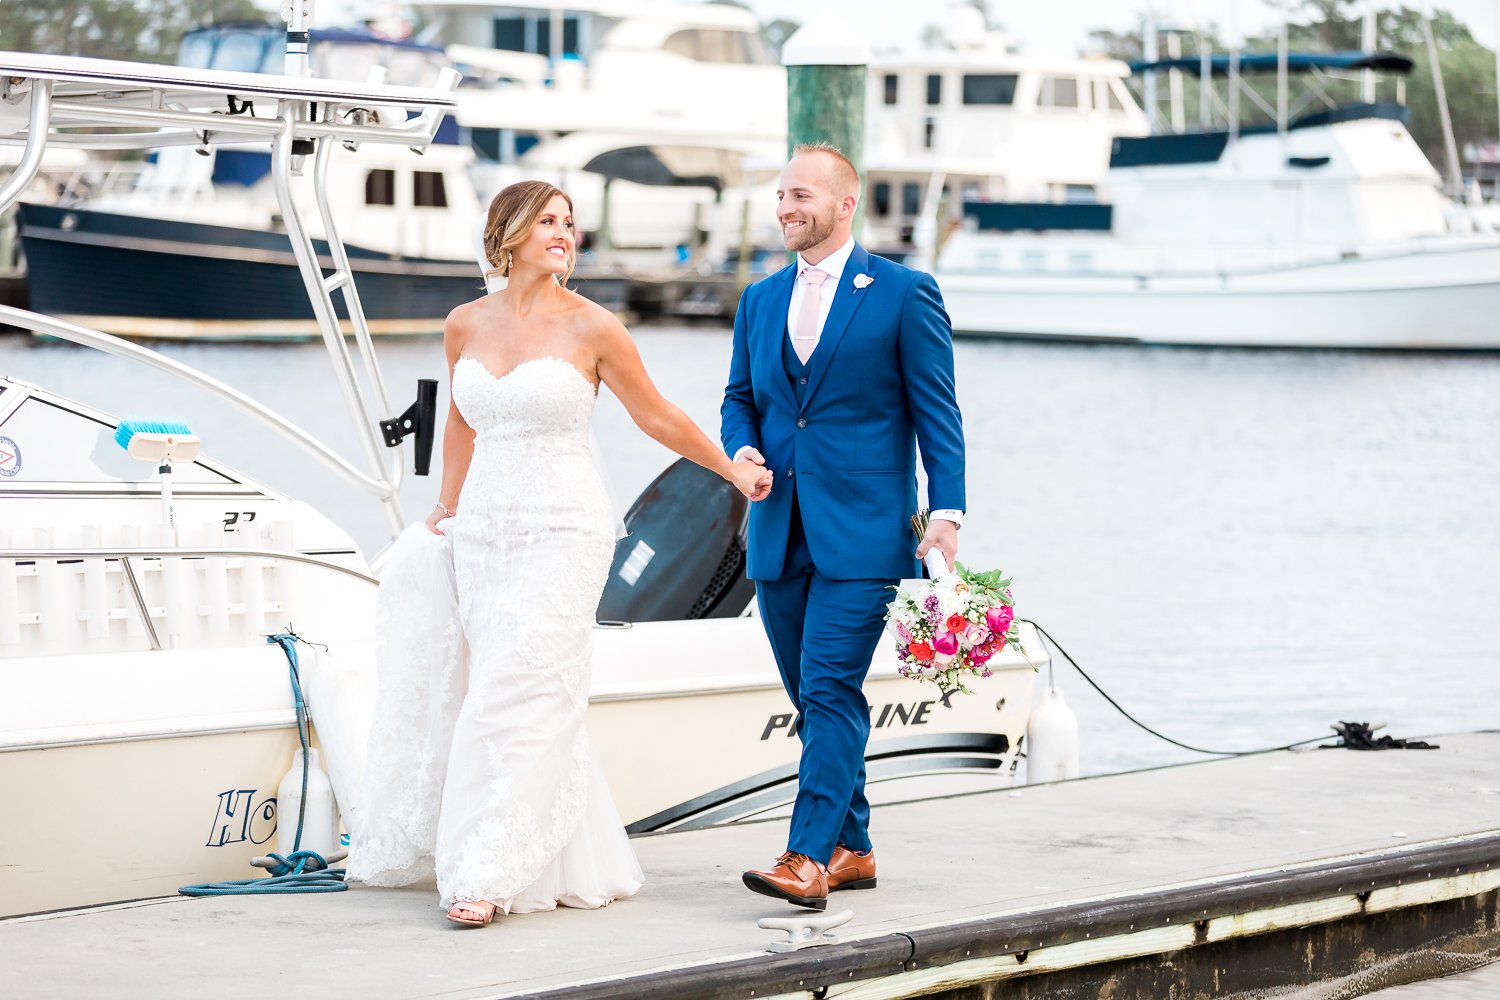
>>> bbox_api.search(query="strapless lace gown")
[349,356,643,913]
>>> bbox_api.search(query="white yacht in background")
[16,24,538,338]
[932,52,1500,349]
[0,46,1042,917]
[863,3,1149,259]
[416,0,785,258]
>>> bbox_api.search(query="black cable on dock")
[1023,618,1330,758]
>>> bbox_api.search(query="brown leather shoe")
[827,845,877,891]
[742,851,829,910]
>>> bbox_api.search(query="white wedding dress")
[348,355,644,913]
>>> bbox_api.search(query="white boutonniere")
[853,273,874,291]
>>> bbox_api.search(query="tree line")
[0,0,268,63]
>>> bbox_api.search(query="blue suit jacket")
[721,243,966,581]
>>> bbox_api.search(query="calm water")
[4,328,1497,774]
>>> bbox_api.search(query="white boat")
[862,2,1149,260]
[416,0,786,258]
[15,24,638,338]
[930,52,1500,349]
[0,42,1042,918]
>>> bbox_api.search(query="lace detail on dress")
[350,356,642,912]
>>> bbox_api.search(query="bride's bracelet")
[435,501,456,518]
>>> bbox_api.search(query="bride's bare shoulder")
[443,296,488,356]
[563,289,629,345]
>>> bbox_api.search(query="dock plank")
[3,731,1498,999]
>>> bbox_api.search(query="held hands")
[733,448,773,501]
[916,517,958,572]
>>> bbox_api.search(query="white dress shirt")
[735,237,962,529]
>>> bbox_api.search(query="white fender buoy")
[275,747,340,859]
[1026,686,1080,784]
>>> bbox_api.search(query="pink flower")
[966,623,991,645]
[933,631,959,656]
[971,644,994,664]
[986,605,1014,634]
[895,621,912,642]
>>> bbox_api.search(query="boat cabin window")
[227,30,273,73]
[414,171,448,209]
[925,74,942,106]
[882,74,898,105]
[902,182,921,217]
[1096,78,1127,113]
[923,116,936,149]
[177,33,216,69]
[871,181,891,217]
[493,14,582,57]
[1039,77,1080,109]
[366,169,396,207]
[663,29,769,65]
[0,400,235,486]
[962,74,1018,106]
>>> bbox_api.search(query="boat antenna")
[282,0,314,78]
[1420,7,1464,198]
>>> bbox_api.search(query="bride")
[348,180,772,926]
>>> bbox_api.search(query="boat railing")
[0,305,395,501]
[0,545,377,653]
[0,53,461,540]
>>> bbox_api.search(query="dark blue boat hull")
[16,203,626,338]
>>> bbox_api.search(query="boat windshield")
[177,26,283,75]
[0,399,236,486]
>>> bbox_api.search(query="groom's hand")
[733,447,772,501]
[731,456,773,501]
[916,519,959,571]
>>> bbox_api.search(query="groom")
[720,144,966,909]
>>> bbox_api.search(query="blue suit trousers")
[755,493,894,863]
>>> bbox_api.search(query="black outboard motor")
[596,458,755,623]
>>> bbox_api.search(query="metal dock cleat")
[757,908,854,953]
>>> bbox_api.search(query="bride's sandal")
[446,900,498,927]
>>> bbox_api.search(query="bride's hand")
[731,458,773,501]
[425,504,450,535]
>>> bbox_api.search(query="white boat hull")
[0,620,1039,917]
[937,243,1500,349]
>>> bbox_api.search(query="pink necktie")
[793,266,828,364]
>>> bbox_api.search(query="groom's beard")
[782,213,835,253]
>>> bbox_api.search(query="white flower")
[853,273,874,289]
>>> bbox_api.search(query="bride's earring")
[506,250,513,273]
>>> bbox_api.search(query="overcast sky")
[744,1,1500,56]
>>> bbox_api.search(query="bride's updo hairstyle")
[483,180,576,285]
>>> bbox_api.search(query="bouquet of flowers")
[886,511,1024,694]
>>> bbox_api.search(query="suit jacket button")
[799,376,808,385]
[786,469,794,477]
[796,418,807,428]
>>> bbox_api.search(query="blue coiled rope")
[179,633,347,896]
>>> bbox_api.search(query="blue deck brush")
[114,419,201,528]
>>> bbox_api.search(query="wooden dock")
[3,731,1498,999]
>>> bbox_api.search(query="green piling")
[782,16,870,240]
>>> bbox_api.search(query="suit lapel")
[760,263,798,412]
[800,244,873,412]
